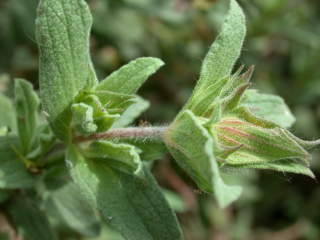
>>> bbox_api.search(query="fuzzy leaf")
[79,94,120,132]
[185,0,246,109]
[0,93,16,132]
[66,145,183,240]
[36,0,97,139]
[241,89,295,128]
[96,57,164,94]
[8,196,57,240]
[164,110,242,208]
[86,140,142,175]
[0,137,34,189]
[14,79,40,154]
[225,159,314,178]
[71,103,97,134]
[112,96,150,128]
[46,183,100,237]
[125,139,168,162]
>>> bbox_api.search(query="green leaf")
[8,196,57,240]
[71,103,97,134]
[36,0,98,140]
[96,57,164,94]
[225,159,314,178]
[14,79,39,153]
[86,140,143,175]
[162,189,187,213]
[46,183,100,237]
[0,93,16,132]
[185,0,246,109]
[78,94,120,132]
[164,110,242,208]
[241,89,295,128]
[67,145,183,240]
[112,96,150,128]
[0,137,34,189]
[125,139,168,162]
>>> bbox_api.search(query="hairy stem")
[76,126,168,142]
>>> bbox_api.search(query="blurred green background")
[0,0,320,239]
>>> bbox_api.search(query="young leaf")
[96,57,164,94]
[241,89,296,129]
[185,0,246,109]
[71,103,97,134]
[164,110,242,208]
[36,0,97,140]
[0,93,16,133]
[0,137,34,189]
[66,145,183,240]
[14,79,39,153]
[8,196,57,240]
[45,183,101,237]
[112,96,150,128]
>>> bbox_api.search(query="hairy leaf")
[0,93,16,133]
[46,183,101,237]
[86,140,143,175]
[71,103,97,134]
[67,145,183,240]
[241,89,295,128]
[96,57,164,94]
[112,96,150,128]
[36,0,97,139]
[0,137,34,189]
[164,110,242,208]
[14,79,39,153]
[8,196,57,240]
[185,0,246,109]
[225,159,314,178]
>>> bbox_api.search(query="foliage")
[0,0,319,239]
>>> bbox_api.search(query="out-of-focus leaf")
[96,57,164,94]
[241,89,295,128]
[0,93,16,132]
[67,145,183,240]
[163,189,187,213]
[164,110,242,208]
[185,0,246,109]
[36,0,97,139]
[0,189,10,203]
[8,196,57,240]
[0,137,34,189]
[14,78,39,153]
[46,183,100,237]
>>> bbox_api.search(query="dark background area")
[0,0,320,239]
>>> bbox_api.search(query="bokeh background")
[0,0,320,239]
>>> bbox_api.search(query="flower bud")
[210,116,311,165]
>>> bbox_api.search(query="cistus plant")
[0,0,318,239]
